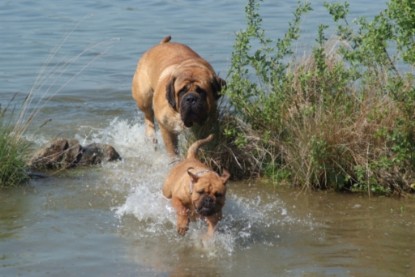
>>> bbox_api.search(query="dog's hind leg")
[132,69,158,148]
[143,109,158,147]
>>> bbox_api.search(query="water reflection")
[0,187,33,240]
[277,190,415,276]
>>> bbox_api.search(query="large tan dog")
[132,36,225,156]
[162,134,230,236]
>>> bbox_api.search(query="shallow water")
[2,0,414,276]
[1,119,414,276]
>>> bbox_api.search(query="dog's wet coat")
[132,36,225,156]
[162,134,230,236]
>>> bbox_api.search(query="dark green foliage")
[220,0,415,194]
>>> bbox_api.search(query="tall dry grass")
[0,18,117,187]
[279,41,412,194]
[0,98,30,188]
[181,104,269,180]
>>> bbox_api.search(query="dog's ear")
[212,76,226,100]
[220,169,230,184]
[187,167,199,183]
[166,77,177,110]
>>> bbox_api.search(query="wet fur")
[132,36,225,157]
[162,134,230,236]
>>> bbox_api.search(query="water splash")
[43,118,316,256]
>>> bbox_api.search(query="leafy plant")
[220,0,415,195]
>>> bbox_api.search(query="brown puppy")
[162,134,230,236]
[132,36,225,157]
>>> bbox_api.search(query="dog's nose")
[184,93,198,105]
[203,196,214,205]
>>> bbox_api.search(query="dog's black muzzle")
[196,196,216,216]
[180,91,208,127]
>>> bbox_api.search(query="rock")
[28,139,121,170]
[78,143,121,166]
[63,139,83,167]
[28,138,82,170]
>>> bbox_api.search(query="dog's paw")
[144,136,158,150]
[153,138,158,151]
[177,226,188,236]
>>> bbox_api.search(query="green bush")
[221,0,415,195]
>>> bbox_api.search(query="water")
[2,0,414,276]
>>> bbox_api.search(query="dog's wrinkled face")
[188,170,230,217]
[178,82,209,128]
[166,66,225,128]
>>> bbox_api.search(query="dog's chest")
[160,112,184,133]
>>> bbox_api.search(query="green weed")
[217,0,415,195]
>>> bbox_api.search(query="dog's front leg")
[159,125,178,157]
[172,197,189,236]
[205,212,222,237]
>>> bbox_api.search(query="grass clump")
[182,106,269,180]
[201,0,415,195]
[0,103,30,188]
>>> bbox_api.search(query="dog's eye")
[214,192,223,198]
[196,189,205,194]
[195,87,206,96]
[178,88,187,98]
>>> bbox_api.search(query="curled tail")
[186,134,214,160]
[160,35,172,44]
